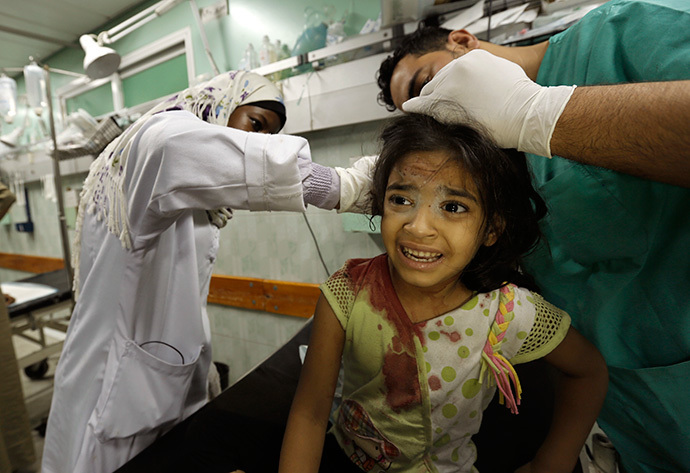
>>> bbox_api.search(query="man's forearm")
[550,81,690,188]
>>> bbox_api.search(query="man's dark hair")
[370,113,547,293]
[376,25,452,111]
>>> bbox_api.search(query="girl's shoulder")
[321,254,387,308]
[482,284,541,330]
[502,284,571,327]
[476,283,540,312]
[484,284,570,330]
[507,286,572,365]
[324,254,388,294]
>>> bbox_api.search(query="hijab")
[72,71,285,294]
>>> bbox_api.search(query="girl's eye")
[443,202,466,214]
[250,118,263,132]
[389,194,411,206]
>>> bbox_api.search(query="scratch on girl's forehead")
[395,154,454,185]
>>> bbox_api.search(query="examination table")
[4,269,72,378]
[117,318,581,473]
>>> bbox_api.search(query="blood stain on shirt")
[440,330,461,343]
[383,350,422,412]
[428,375,442,391]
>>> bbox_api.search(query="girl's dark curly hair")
[370,113,547,293]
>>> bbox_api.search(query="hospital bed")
[117,319,583,473]
[3,269,72,379]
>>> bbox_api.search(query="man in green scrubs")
[374,1,690,471]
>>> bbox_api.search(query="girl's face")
[381,150,496,297]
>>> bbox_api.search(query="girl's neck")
[388,263,474,324]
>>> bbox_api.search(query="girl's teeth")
[402,247,441,262]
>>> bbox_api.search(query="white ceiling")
[0,0,149,76]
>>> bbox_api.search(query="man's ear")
[446,29,480,53]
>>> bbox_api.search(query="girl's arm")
[279,294,346,473]
[517,327,608,473]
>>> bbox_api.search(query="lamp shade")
[80,35,121,80]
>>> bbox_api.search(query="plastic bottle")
[247,43,260,70]
[0,74,18,123]
[259,35,277,66]
[237,55,248,71]
[327,20,346,47]
[23,62,48,116]
[237,53,248,71]
[326,20,347,65]
[238,43,260,71]
[274,39,287,61]
[275,41,292,79]
[291,24,327,57]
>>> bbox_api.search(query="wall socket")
[199,0,228,23]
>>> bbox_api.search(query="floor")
[12,326,64,473]
[8,327,618,473]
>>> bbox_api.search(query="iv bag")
[0,74,17,123]
[24,63,48,116]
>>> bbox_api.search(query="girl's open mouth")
[401,246,442,263]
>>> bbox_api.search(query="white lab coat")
[41,111,309,473]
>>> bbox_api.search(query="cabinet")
[281,52,397,135]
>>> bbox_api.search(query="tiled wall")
[1,118,389,385]
[207,119,386,383]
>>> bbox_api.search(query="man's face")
[389,48,458,110]
[389,30,480,110]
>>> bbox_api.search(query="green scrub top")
[525,1,690,472]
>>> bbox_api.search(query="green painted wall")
[122,55,190,108]
[49,0,380,119]
[1,1,386,383]
[66,83,113,117]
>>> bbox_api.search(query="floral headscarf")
[72,71,284,294]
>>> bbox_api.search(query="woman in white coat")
[41,71,339,473]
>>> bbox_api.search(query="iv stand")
[44,66,74,299]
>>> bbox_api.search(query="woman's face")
[226,105,282,134]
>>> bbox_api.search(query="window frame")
[56,27,195,120]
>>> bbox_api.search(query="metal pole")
[44,66,74,298]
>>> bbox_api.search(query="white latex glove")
[403,49,576,158]
[335,155,378,213]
